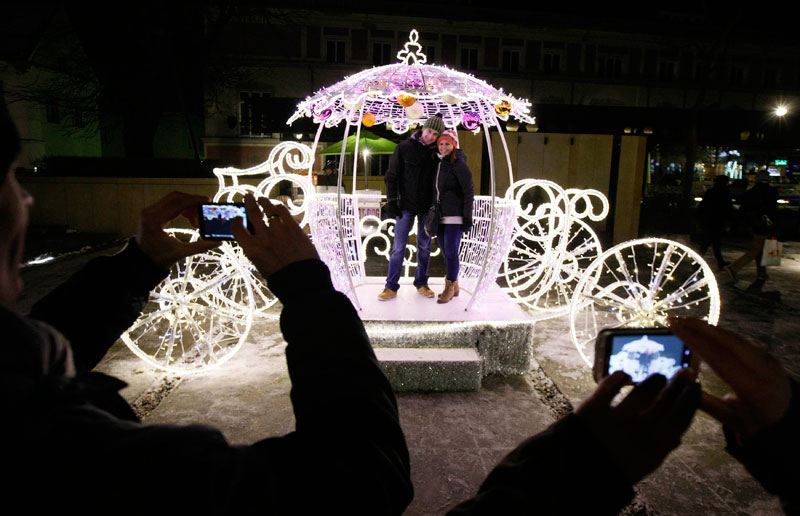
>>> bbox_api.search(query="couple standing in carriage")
[378,114,475,305]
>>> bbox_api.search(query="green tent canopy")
[318,130,397,156]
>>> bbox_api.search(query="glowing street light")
[775,105,788,117]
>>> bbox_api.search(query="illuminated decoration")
[462,112,481,131]
[499,180,607,315]
[568,238,721,368]
[287,30,535,132]
[120,30,720,375]
[397,94,417,107]
[362,112,376,127]
[495,100,511,117]
[405,103,424,119]
[121,142,316,373]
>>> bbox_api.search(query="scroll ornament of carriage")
[121,31,720,374]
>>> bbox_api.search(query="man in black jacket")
[379,115,445,301]
[0,100,412,515]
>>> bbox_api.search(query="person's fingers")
[244,194,268,234]
[231,217,256,250]
[257,196,280,215]
[273,203,297,226]
[147,192,209,224]
[698,391,740,428]
[647,369,700,443]
[616,374,667,414]
[669,317,790,416]
[578,370,630,413]
[669,318,767,381]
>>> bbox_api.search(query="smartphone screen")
[595,329,693,384]
[199,203,248,240]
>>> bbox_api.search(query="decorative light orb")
[442,93,460,104]
[362,112,376,127]
[343,93,363,111]
[405,103,424,119]
[397,94,417,107]
[462,112,481,130]
[312,103,332,121]
[495,100,511,116]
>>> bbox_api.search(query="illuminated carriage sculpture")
[121,31,720,374]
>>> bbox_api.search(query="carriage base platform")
[354,277,555,392]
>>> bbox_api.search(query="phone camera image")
[608,333,689,383]
[199,203,247,241]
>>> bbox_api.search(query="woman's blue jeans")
[385,210,431,292]
[437,223,463,281]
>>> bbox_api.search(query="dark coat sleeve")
[29,238,169,372]
[23,250,412,515]
[385,144,404,204]
[447,413,634,515]
[455,159,475,224]
[723,379,800,515]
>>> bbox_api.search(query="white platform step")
[374,347,482,392]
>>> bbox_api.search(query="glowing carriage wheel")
[501,216,603,314]
[121,229,255,373]
[569,238,720,367]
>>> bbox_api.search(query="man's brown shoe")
[378,288,397,301]
[417,285,435,298]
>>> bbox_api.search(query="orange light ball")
[397,94,417,107]
[495,100,511,116]
[362,112,376,127]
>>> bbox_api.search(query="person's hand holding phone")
[576,369,700,484]
[136,191,221,268]
[668,317,792,438]
[231,193,319,278]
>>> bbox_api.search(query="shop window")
[658,60,677,82]
[764,68,778,88]
[425,45,436,63]
[373,42,392,66]
[461,47,478,70]
[730,65,745,86]
[542,52,561,74]
[240,91,272,137]
[502,50,520,73]
[598,55,623,78]
[326,40,346,63]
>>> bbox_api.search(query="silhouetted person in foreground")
[696,175,734,269]
[0,100,412,515]
[447,316,798,515]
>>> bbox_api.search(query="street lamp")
[775,105,788,117]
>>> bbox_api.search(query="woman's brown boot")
[453,280,459,297]
[438,279,456,304]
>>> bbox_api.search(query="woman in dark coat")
[433,129,474,303]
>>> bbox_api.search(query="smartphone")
[198,202,251,240]
[593,328,697,384]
